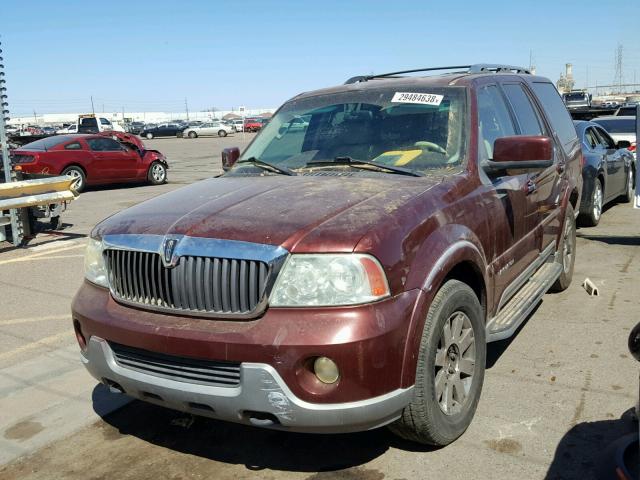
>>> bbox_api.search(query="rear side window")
[477,85,516,160]
[502,84,543,135]
[530,82,578,154]
[64,142,82,150]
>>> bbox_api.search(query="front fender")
[399,227,490,388]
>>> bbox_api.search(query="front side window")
[502,83,543,136]
[87,138,123,152]
[477,85,516,161]
[593,127,615,149]
[531,82,578,155]
[240,86,467,175]
[100,118,112,125]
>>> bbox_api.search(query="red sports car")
[11,132,168,192]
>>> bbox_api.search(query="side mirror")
[616,140,631,149]
[221,147,240,171]
[485,135,554,172]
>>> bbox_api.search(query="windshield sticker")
[391,92,443,106]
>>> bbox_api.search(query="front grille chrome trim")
[101,234,289,319]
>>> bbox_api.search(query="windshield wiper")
[306,156,423,177]
[237,157,297,176]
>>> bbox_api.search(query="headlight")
[84,238,108,288]
[270,254,390,307]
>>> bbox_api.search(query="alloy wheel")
[593,183,602,221]
[66,169,83,189]
[151,164,165,182]
[434,311,476,416]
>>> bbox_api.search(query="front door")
[87,137,138,180]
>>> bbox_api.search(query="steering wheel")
[414,141,447,154]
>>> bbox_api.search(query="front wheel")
[147,162,167,185]
[145,132,153,139]
[389,279,485,446]
[580,178,603,227]
[550,203,576,292]
[188,131,197,139]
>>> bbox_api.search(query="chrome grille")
[104,249,269,315]
[110,342,240,387]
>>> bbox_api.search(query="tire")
[145,132,153,139]
[188,131,197,139]
[389,279,486,446]
[62,166,86,193]
[50,216,60,230]
[580,178,603,227]
[550,203,576,292]
[218,130,227,137]
[147,162,167,185]
[619,167,635,203]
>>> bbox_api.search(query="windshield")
[593,118,636,134]
[240,86,467,175]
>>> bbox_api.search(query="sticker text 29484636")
[391,92,444,106]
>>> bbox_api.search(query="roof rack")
[344,64,531,84]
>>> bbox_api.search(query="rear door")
[86,137,138,180]
[593,126,625,197]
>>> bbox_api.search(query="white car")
[56,124,78,134]
[5,124,19,135]
[182,122,234,138]
[232,119,244,132]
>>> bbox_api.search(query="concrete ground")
[0,136,637,479]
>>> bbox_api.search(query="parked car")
[562,90,591,109]
[592,116,637,157]
[614,105,638,116]
[232,119,244,132]
[56,124,78,134]
[11,132,168,192]
[127,122,146,135]
[72,64,582,447]
[182,121,234,138]
[140,123,186,139]
[244,117,267,132]
[41,126,56,136]
[573,120,635,226]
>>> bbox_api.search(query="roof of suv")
[293,64,552,101]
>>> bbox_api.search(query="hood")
[94,175,440,252]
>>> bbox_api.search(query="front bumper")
[82,336,413,433]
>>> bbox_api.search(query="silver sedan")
[182,122,234,138]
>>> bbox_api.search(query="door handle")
[556,162,566,173]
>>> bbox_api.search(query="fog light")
[314,357,339,384]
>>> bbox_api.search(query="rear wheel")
[147,162,167,185]
[389,279,485,446]
[218,129,227,137]
[62,166,86,193]
[550,204,576,292]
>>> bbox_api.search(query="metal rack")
[344,63,531,84]
[0,40,24,246]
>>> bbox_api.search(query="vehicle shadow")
[92,386,438,473]
[545,410,638,480]
[576,234,640,247]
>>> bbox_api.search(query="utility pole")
[613,43,624,94]
[184,98,189,121]
[586,66,589,90]
[90,96,95,115]
[33,109,37,124]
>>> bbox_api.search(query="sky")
[1,0,639,116]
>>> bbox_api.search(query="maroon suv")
[72,64,582,446]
